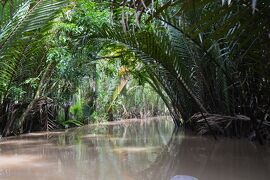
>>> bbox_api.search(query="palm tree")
[0,0,67,135]
[85,0,270,139]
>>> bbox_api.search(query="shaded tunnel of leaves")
[0,0,269,144]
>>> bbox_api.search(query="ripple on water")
[0,154,42,168]
[113,146,162,153]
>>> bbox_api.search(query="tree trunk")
[15,62,55,135]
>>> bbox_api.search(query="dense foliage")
[0,0,269,143]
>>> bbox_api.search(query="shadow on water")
[0,117,269,180]
[142,128,270,180]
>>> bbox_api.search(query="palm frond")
[87,24,208,121]
[0,0,67,99]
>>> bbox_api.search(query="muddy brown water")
[0,117,269,180]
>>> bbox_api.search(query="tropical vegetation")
[0,0,269,143]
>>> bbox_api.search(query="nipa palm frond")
[88,24,207,121]
[0,0,67,98]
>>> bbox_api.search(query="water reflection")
[145,130,270,180]
[0,117,173,179]
[0,117,269,180]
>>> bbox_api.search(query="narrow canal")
[0,117,269,180]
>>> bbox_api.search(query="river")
[0,117,269,180]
